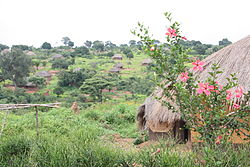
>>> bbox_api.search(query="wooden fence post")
[35,106,39,137]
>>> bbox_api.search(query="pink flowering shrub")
[132,12,250,143]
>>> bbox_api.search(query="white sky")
[0,0,250,47]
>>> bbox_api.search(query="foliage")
[133,12,250,143]
[92,40,105,52]
[74,46,90,55]
[80,74,115,102]
[57,68,96,87]
[53,87,64,97]
[51,58,74,69]
[11,45,30,51]
[0,44,9,51]
[41,42,52,49]
[0,49,32,87]
[219,38,232,46]
[28,76,46,87]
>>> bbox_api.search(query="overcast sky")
[0,0,250,47]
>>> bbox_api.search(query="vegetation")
[0,14,248,167]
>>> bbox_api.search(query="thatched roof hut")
[137,35,250,143]
[112,54,123,60]
[109,67,121,73]
[52,54,64,59]
[36,71,52,78]
[25,51,36,56]
[114,62,123,69]
[141,58,153,66]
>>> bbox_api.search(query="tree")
[51,59,74,69]
[57,69,95,87]
[61,37,72,46]
[219,38,232,46]
[12,45,30,51]
[32,59,41,70]
[41,42,52,49]
[0,44,9,51]
[0,49,32,87]
[84,40,92,48]
[92,40,104,52]
[74,46,90,55]
[53,87,64,97]
[28,77,46,87]
[105,41,116,50]
[68,41,74,47]
[129,40,136,46]
[80,74,114,102]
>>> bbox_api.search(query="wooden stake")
[35,106,39,137]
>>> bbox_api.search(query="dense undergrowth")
[0,100,249,167]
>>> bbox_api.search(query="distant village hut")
[109,67,121,73]
[25,51,36,56]
[137,35,250,144]
[114,62,123,69]
[52,54,64,59]
[36,71,52,81]
[112,54,123,60]
[141,58,153,66]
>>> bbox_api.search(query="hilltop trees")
[61,37,74,47]
[0,44,9,51]
[41,42,52,49]
[219,38,232,46]
[0,49,32,87]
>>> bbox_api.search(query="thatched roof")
[112,54,123,60]
[194,35,250,93]
[109,67,121,73]
[1,49,10,54]
[36,71,52,77]
[25,51,36,56]
[137,35,250,132]
[114,62,123,68]
[52,54,64,59]
[141,58,152,65]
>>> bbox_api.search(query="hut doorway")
[173,119,190,143]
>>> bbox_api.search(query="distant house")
[109,67,121,73]
[114,62,123,69]
[25,51,36,56]
[112,54,123,60]
[36,71,52,81]
[51,54,64,59]
[141,58,153,66]
[1,49,10,54]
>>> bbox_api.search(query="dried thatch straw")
[137,35,250,132]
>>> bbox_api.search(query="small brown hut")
[112,54,123,60]
[52,54,64,59]
[36,71,52,81]
[109,67,121,73]
[114,62,123,69]
[141,58,153,66]
[137,35,250,143]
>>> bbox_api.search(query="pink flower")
[233,103,240,109]
[197,83,215,96]
[217,136,223,140]
[235,87,243,98]
[226,90,233,100]
[150,47,155,51]
[192,60,205,71]
[180,72,189,82]
[181,36,187,40]
[165,28,177,38]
